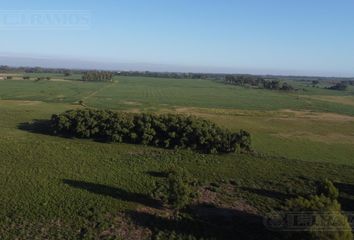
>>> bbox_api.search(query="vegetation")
[152,168,197,211]
[286,194,352,240]
[82,71,113,82]
[0,72,353,238]
[224,75,295,91]
[51,109,252,153]
[35,77,52,81]
[312,80,320,87]
[317,179,339,200]
[327,82,348,91]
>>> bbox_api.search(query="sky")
[0,0,354,77]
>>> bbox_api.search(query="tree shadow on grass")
[63,179,284,239]
[335,182,354,196]
[241,187,296,201]
[18,119,52,135]
[145,171,169,178]
[63,179,161,208]
[334,182,354,211]
[126,203,280,240]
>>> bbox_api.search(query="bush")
[152,168,197,211]
[35,77,45,81]
[50,109,252,154]
[23,76,30,80]
[327,82,348,91]
[317,179,339,200]
[286,195,352,240]
[6,76,12,80]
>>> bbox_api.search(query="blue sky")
[0,0,354,76]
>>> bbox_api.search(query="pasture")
[0,74,353,238]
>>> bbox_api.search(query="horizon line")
[0,53,353,79]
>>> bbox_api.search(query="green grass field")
[0,75,353,239]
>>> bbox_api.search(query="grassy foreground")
[0,101,353,239]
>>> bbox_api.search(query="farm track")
[82,81,118,102]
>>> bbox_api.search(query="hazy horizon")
[1,0,354,77]
[1,53,353,78]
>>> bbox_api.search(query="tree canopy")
[51,109,252,154]
[82,71,113,82]
[224,75,295,91]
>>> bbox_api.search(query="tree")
[317,179,339,200]
[286,194,352,240]
[281,82,294,91]
[51,109,252,154]
[312,80,320,87]
[152,168,197,214]
[327,82,348,91]
[82,71,113,82]
[235,130,252,152]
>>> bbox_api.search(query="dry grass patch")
[122,101,142,106]
[0,99,42,106]
[302,95,354,107]
[274,132,354,145]
[279,109,354,122]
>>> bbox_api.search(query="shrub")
[317,179,339,200]
[327,82,348,91]
[152,168,197,211]
[35,77,45,81]
[23,76,30,80]
[286,195,352,240]
[6,76,12,80]
[50,109,251,154]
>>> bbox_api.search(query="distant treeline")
[51,109,251,154]
[224,75,295,91]
[0,65,76,75]
[82,71,113,82]
[117,71,224,80]
[327,81,350,91]
[1,65,353,87]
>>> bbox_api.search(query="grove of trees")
[82,71,113,82]
[327,82,348,91]
[50,109,252,154]
[224,75,295,91]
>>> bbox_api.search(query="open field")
[0,75,353,165]
[0,75,354,238]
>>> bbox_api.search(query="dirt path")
[81,81,118,101]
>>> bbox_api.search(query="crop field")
[0,75,354,239]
